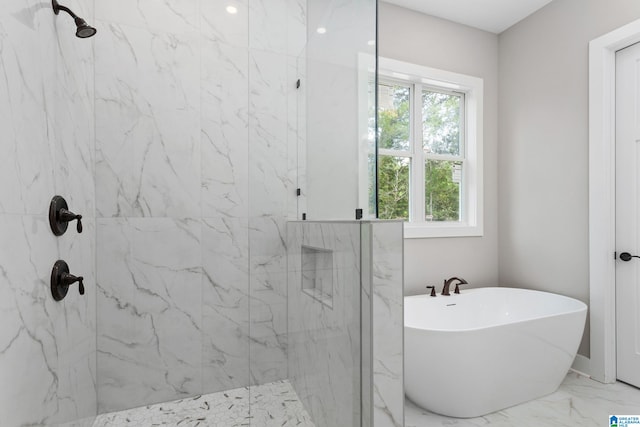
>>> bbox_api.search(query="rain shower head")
[52,0,96,39]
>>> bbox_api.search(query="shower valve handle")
[51,260,85,301]
[61,272,85,295]
[619,252,640,261]
[49,196,83,236]
[59,208,83,233]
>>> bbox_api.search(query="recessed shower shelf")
[301,245,334,309]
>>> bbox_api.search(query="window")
[377,58,483,238]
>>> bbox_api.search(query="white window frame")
[378,57,484,238]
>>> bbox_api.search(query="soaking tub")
[404,287,587,418]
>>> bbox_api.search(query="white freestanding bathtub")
[404,287,587,418]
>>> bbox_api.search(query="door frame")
[589,18,640,383]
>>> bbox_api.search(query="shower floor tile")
[405,371,640,427]
[92,380,315,427]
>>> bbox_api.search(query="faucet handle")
[454,277,468,294]
[426,285,437,297]
[441,278,452,296]
[61,272,85,295]
[49,196,83,236]
[51,260,85,301]
[59,208,83,233]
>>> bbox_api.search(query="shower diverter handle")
[49,195,83,235]
[51,260,85,301]
[619,252,640,262]
[59,208,83,233]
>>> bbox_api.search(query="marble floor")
[92,380,315,427]
[406,371,640,427]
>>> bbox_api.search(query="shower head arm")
[52,0,80,20]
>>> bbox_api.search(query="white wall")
[498,0,640,358]
[379,2,500,295]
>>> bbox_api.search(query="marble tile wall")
[368,221,404,427]
[287,222,362,427]
[287,221,404,427]
[1,0,378,424]
[0,0,97,426]
[94,0,305,413]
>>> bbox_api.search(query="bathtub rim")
[404,286,587,333]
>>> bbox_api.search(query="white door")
[616,41,640,388]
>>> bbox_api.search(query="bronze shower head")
[52,0,96,39]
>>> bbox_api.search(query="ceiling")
[382,0,555,33]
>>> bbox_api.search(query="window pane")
[378,82,410,151]
[425,160,461,222]
[378,155,410,220]
[422,90,461,156]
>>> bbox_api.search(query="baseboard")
[570,354,591,377]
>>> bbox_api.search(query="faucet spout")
[441,277,468,295]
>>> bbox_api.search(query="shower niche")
[301,245,334,308]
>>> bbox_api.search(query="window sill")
[404,222,483,239]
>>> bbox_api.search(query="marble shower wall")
[287,222,362,427]
[94,0,305,413]
[367,221,404,427]
[0,0,97,426]
[287,221,404,427]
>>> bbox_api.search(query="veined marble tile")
[249,215,288,386]
[249,0,307,56]
[287,222,362,427]
[96,218,203,413]
[0,1,54,216]
[93,380,314,427]
[249,0,288,54]
[201,40,249,219]
[95,0,199,35]
[406,372,640,427]
[249,49,290,218]
[360,224,373,427]
[95,22,201,218]
[287,0,307,57]
[0,215,97,425]
[201,217,250,393]
[249,281,288,386]
[370,221,404,427]
[249,0,306,55]
[0,215,59,426]
[54,218,98,425]
[46,23,95,216]
[201,0,249,48]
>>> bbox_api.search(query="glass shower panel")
[247,0,376,425]
[94,0,252,423]
[246,0,305,424]
[302,0,377,221]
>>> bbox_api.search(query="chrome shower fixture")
[52,0,96,38]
